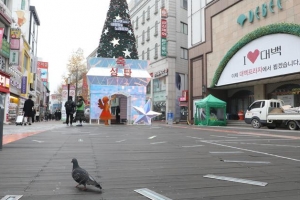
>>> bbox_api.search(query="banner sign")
[0,28,4,47]
[161,38,167,56]
[110,19,130,32]
[1,39,10,58]
[10,28,21,39]
[217,34,300,86]
[161,19,167,38]
[10,38,20,50]
[37,61,48,82]
[9,50,19,65]
[21,76,27,94]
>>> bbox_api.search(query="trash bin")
[0,107,4,150]
[167,111,173,125]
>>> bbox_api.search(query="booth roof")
[195,94,226,108]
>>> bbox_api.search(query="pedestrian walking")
[75,96,85,126]
[23,95,34,125]
[32,108,36,123]
[36,109,40,122]
[65,96,76,126]
[116,106,120,123]
[55,109,58,120]
[58,109,62,120]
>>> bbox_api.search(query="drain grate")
[134,188,172,200]
[1,195,23,200]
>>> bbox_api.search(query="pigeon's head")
[71,158,78,165]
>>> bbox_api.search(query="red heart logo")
[247,49,260,63]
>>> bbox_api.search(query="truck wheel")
[288,121,299,130]
[251,118,261,128]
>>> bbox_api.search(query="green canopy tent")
[194,94,227,126]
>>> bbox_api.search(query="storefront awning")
[179,102,188,107]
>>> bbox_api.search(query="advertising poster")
[37,61,48,82]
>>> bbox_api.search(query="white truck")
[245,99,300,130]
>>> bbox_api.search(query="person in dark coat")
[32,108,36,123]
[116,106,120,124]
[58,109,62,120]
[55,109,58,120]
[23,95,34,125]
[65,96,76,126]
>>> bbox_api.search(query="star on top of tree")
[123,48,131,58]
[110,38,120,47]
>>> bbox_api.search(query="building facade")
[188,0,300,122]
[129,0,189,121]
[6,0,49,124]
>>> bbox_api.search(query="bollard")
[0,107,4,150]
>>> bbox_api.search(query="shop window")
[147,48,150,60]
[142,50,144,60]
[147,6,150,20]
[154,21,158,36]
[142,10,145,24]
[161,0,165,8]
[141,30,145,44]
[181,0,187,9]
[146,27,150,41]
[181,22,188,34]
[154,0,158,14]
[146,82,151,94]
[180,47,188,59]
[136,35,138,48]
[135,16,139,29]
[154,43,158,59]
[23,54,28,71]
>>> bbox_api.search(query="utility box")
[167,111,173,125]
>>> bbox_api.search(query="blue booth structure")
[86,58,151,124]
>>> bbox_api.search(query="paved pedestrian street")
[0,122,300,200]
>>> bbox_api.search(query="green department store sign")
[161,38,167,56]
[237,0,283,27]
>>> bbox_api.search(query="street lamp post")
[75,68,78,104]
[67,77,71,99]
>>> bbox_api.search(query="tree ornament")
[110,38,120,47]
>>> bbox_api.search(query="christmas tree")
[97,0,138,59]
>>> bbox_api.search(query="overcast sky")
[30,0,130,93]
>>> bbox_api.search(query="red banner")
[37,61,48,69]
[37,61,48,82]
[161,19,167,38]
[0,28,4,47]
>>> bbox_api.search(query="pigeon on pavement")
[71,158,102,190]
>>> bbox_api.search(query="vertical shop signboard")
[10,28,21,50]
[21,76,27,94]
[9,50,19,65]
[161,15,167,56]
[37,61,49,82]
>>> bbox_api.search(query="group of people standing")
[22,95,86,126]
[64,95,85,126]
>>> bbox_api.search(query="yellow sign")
[10,28,21,39]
